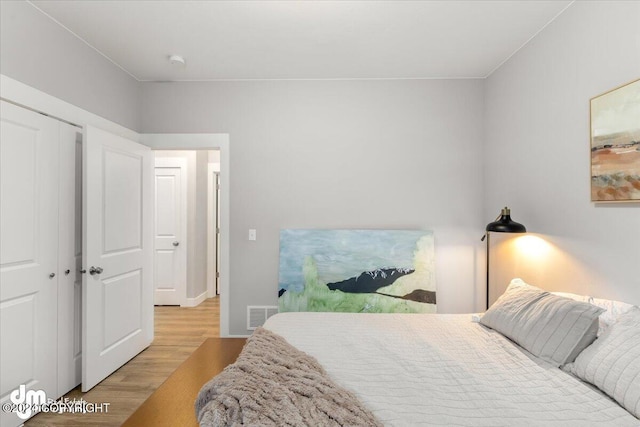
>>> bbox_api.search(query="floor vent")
[247,306,279,330]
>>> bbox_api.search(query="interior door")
[153,158,187,306]
[82,125,154,391]
[0,101,58,426]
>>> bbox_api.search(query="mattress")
[263,312,638,426]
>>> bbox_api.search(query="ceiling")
[29,0,573,82]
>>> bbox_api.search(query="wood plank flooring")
[26,297,220,427]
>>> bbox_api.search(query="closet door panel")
[0,101,58,426]
[57,123,83,396]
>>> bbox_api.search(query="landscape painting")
[590,79,640,201]
[278,229,436,313]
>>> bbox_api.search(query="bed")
[196,280,640,426]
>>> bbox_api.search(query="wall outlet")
[248,229,257,241]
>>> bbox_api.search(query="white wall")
[5,0,636,335]
[140,79,486,334]
[208,150,221,164]
[0,1,140,131]
[484,1,640,305]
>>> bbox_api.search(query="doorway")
[140,133,231,337]
[153,150,220,307]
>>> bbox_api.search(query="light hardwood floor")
[26,297,220,427]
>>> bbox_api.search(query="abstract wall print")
[278,229,436,313]
[590,79,640,201]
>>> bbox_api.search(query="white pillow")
[481,279,604,367]
[551,291,590,303]
[551,291,634,336]
[588,297,634,335]
[572,306,640,418]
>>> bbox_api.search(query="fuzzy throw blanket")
[195,327,382,427]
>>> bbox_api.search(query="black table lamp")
[481,207,526,309]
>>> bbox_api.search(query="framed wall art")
[590,79,640,202]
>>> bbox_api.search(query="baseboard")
[207,289,215,298]
[183,291,208,307]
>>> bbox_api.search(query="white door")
[82,125,154,391]
[154,158,187,306]
[57,124,83,396]
[0,101,58,426]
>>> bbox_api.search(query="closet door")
[82,125,154,391]
[57,124,83,396]
[0,101,58,426]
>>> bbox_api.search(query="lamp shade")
[486,207,526,233]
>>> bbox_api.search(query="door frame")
[140,134,232,337]
[207,163,220,298]
[154,157,188,307]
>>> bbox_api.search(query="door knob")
[49,273,55,279]
[89,266,103,275]
[64,269,71,275]
[172,241,180,247]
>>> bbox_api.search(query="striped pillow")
[572,306,640,418]
[480,279,604,366]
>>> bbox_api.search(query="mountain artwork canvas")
[278,229,436,313]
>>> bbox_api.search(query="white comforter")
[263,312,638,426]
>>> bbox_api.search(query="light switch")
[248,229,257,241]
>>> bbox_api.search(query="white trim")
[141,133,231,337]
[26,1,140,81]
[183,291,209,308]
[137,76,486,82]
[140,133,228,150]
[206,163,217,298]
[484,1,575,78]
[0,75,139,141]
